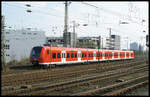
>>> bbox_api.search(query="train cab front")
[30,46,43,66]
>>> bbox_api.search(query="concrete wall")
[5,28,46,63]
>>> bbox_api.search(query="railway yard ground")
[1,56,149,96]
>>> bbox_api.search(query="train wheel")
[48,65,52,69]
[52,64,56,68]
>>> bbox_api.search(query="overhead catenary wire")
[4,3,88,28]
[81,2,147,27]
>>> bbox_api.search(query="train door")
[78,50,81,62]
[93,51,96,61]
[62,50,66,64]
[112,51,114,60]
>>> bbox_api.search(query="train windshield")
[31,47,42,58]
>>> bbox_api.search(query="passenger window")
[47,50,49,54]
[52,53,56,59]
[67,53,70,58]
[89,53,90,57]
[75,53,77,58]
[71,53,74,58]
[85,53,86,57]
[82,53,84,58]
[62,53,63,58]
[57,53,61,58]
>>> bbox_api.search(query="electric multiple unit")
[30,46,134,67]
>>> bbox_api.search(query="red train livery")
[30,46,134,67]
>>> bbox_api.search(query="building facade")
[63,32,77,48]
[4,28,46,63]
[46,37,64,47]
[130,42,138,51]
[46,35,120,50]
[101,35,120,50]
[77,36,101,49]
[110,35,120,50]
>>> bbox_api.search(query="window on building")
[8,45,10,49]
[6,54,10,56]
[6,32,10,34]
[22,32,26,35]
[34,33,37,35]
[6,40,9,42]
[5,44,10,49]
[52,53,56,59]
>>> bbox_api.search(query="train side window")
[62,53,63,58]
[52,53,56,59]
[88,53,90,57]
[47,50,49,54]
[85,53,87,57]
[57,53,61,58]
[75,53,77,58]
[67,53,70,58]
[82,53,84,58]
[71,53,74,58]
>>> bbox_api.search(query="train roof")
[42,46,133,52]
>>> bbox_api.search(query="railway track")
[45,66,148,96]
[103,80,148,96]
[2,60,145,87]
[2,56,145,76]
[25,65,148,95]
[2,63,148,95]
[74,75,148,96]
[2,59,136,77]
[2,58,147,95]
[1,59,138,83]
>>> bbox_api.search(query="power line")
[4,3,88,26]
[81,2,146,27]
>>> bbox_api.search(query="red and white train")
[30,46,134,67]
